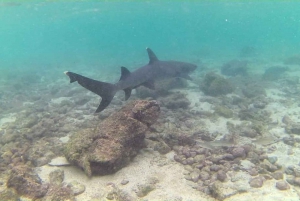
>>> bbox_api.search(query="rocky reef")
[221,59,248,77]
[64,100,160,176]
[200,72,234,96]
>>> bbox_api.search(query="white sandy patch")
[0,113,16,131]
[37,150,214,201]
[227,179,299,201]
[51,97,73,104]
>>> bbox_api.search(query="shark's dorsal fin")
[143,79,155,90]
[119,66,131,81]
[146,48,159,65]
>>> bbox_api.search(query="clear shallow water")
[0,1,300,75]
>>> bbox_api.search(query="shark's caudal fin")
[64,71,117,113]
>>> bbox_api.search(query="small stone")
[276,181,290,190]
[272,171,284,180]
[199,171,210,181]
[67,180,86,195]
[210,164,221,172]
[190,172,200,183]
[49,169,64,186]
[186,157,195,165]
[217,170,227,182]
[194,155,205,163]
[121,179,129,185]
[34,157,50,167]
[249,177,264,188]
[231,147,245,158]
[267,156,278,164]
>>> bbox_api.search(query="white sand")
[37,150,214,201]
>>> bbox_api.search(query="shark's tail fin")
[64,71,117,113]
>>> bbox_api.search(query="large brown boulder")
[64,100,160,176]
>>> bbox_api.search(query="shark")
[64,48,197,113]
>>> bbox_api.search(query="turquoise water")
[1,1,300,74]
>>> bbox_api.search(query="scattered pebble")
[276,181,290,190]
[67,180,86,195]
[249,177,264,188]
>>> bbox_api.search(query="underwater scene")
[1,1,300,200]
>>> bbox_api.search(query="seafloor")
[1,53,300,201]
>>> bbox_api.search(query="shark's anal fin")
[123,88,132,101]
[146,48,159,65]
[142,79,155,90]
[119,66,131,81]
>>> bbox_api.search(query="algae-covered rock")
[7,165,49,199]
[64,100,160,176]
[200,72,234,96]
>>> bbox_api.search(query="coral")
[64,100,160,176]
[221,60,248,76]
[49,169,64,186]
[200,72,234,96]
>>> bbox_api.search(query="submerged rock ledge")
[64,100,160,176]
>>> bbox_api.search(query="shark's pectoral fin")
[146,48,159,64]
[178,74,193,80]
[119,66,131,81]
[123,88,132,101]
[143,79,155,90]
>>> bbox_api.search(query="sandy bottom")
[37,150,214,201]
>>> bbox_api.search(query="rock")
[284,55,300,65]
[286,123,300,135]
[200,72,234,96]
[263,66,288,81]
[242,84,266,98]
[49,157,71,166]
[210,181,239,200]
[7,165,49,199]
[231,147,245,158]
[214,105,233,118]
[49,169,64,186]
[272,171,284,180]
[67,180,85,195]
[121,179,129,185]
[135,177,158,197]
[221,60,248,77]
[190,171,200,182]
[276,181,290,190]
[64,100,160,176]
[267,156,278,164]
[42,185,75,201]
[249,177,264,188]
[0,189,19,201]
[160,92,190,109]
[217,170,227,182]
[34,157,51,167]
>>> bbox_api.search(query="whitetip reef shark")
[64,48,197,113]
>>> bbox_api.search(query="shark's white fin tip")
[64,71,69,75]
